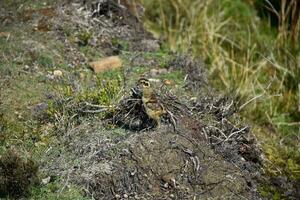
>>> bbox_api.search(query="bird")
[138,78,166,127]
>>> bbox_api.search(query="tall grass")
[141,0,299,178]
[264,0,300,48]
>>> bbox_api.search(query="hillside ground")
[0,0,298,199]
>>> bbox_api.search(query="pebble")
[159,68,168,74]
[148,78,160,83]
[164,79,172,85]
[150,68,168,76]
[24,65,30,71]
[53,69,63,77]
[163,183,169,188]
[41,176,51,185]
[79,72,85,80]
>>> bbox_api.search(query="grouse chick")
[138,78,165,127]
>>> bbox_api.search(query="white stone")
[53,70,63,77]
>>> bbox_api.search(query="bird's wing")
[146,101,164,111]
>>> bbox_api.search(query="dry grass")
[141,0,299,179]
[264,0,300,48]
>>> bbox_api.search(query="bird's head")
[138,78,151,88]
[131,78,151,97]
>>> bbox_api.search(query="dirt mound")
[91,130,258,199]
[44,119,261,199]
[43,78,262,199]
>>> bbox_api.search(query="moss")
[264,144,300,179]
[258,184,283,200]
[131,65,148,74]
[79,45,103,60]
[36,55,53,68]
[77,69,123,105]
[44,69,124,124]
[200,113,217,125]
[111,38,130,51]
[158,70,184,86]
[143,50,172,68]
[76,30,92,46]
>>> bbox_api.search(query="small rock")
[164,79,172,85]
[53,70,63,77]
[190,97,197,101]
[68,63,74,68]
[150,68,168,77]
[123,194,128,198]
[170,194,175,198]
[158,68,168,74]
[14,111,22,119]
[41,176,51,185]
[148,78,160,83]
[162,174,176,187]
[89,56,122,73]
[79,72,85,80]
[24,65,30,71]
[163,183,169,188]
[115,194,120,199]
[130,168,137,176]
[46,74,54,80]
